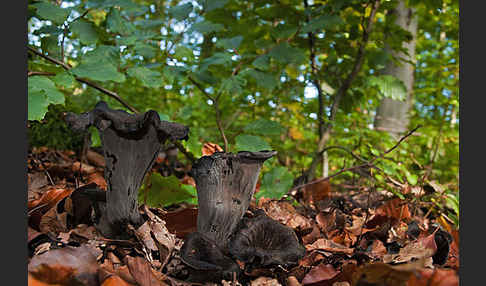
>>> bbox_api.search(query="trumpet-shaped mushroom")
[229,209,306,268]
[190,151,276,248]
[65,101,189,237]
[181,151,305,282]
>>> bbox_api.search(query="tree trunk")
[374,0,418,137]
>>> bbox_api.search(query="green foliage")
[235,134,271,152]
[28,77,65,121]
[139,173,197,207]
[27,0,458,224]
[256,166,294,200]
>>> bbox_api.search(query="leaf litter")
[27,146,459,286]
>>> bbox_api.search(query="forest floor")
[27,146,459,286]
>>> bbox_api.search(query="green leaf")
[190,20,224,34]
[71,61,126,83]
[82,45,120,66]
[235,134,271,152]
[216,36,243,50]
[268,42,306,65]
[220,74,246,94]
[107,8,134,35]
[41,35,61,59]
[244,69,278,91]
[201,0,229,11]
[200,52,232,70]
[256,166,293,200]
[52,71,76,89]
[168,3,193,21]
[89,126,101,147]
[302,15,344,33]
[368,75,407,101]
[70,19,98,45]
[134,43,157,58]
[31,2,70,25]
[445,194,459,215]
[28,90,49,121]
[28,77,65,121]
[252,55,270,70]
[29,77,65,105]
[139,174,196,207]
[174,45,194,61]
[243,119,284,136]
[127,66,163,88]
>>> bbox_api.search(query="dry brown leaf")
[306,238,354,255]
[161,208,198,239]
[250,277,282,286]
[39,204,69,235]
[202,142,223,156]
[29,245,101,286]
[72,161,96,174]
[302,264,340,285]
[86,149,105,167]
[261,200,312,231]
[28,188,73,211]
[375,198,411,222]
[352,262,414,286]
[407,268,459,286]
[28,273,62,286]
[383,233,437,264]
[368,239,387,260]
[101,275,136,286]
[126,256,168,286]
[287,276,301,286]
[302,180,332,206]
[86,172,107,190]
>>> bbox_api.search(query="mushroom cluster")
[180,151,305,282]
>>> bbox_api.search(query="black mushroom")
[229,209,306,269]
[180,151,305,282]
[65,101,189,237]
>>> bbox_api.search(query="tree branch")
[188,75,229,152]
[302,0,381,182]
[27,46,138,113]
[291,125,420,193]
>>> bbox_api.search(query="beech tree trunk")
[374,0,418,137]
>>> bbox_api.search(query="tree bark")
[374,0,418,138]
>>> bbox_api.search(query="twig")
[28,71,55,77]
[28,46,139,113]
[291,125,421,193]
[188,75,229,151]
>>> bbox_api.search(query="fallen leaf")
[101,274,136,286]
[306,238,354,255]
[261,200,312,231]
[302,180,332,206]
[251,277,282,286]
[368,239,387,260]
[125,256,168,286]
[86,172,107,190]
[28,188,73,211]
[287,276,301,286]
[352,262,415,286]
[86,149,105,167]
[28,273,62,286]
[202,142,223,156]
[29,245,100,286]
[302,264,340,285]
[161,208,198,239]
[375,198,411,222]
[407,268,459,286]
[72,161,96,174]
[383,233,437,264]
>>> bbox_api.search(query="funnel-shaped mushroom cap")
[190,151,276,248]
[229,210,306,268]
[65,101,189,237]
